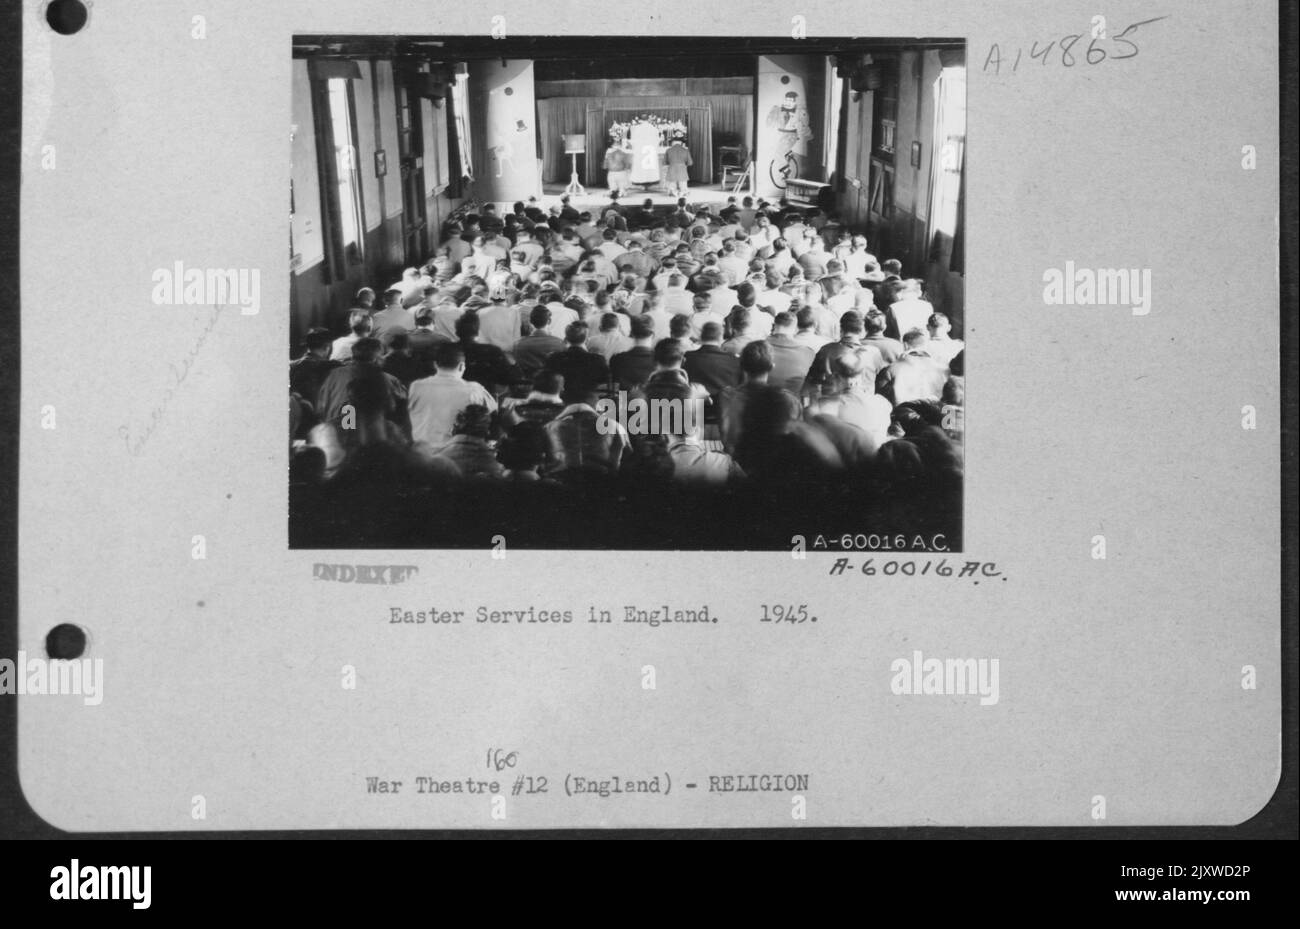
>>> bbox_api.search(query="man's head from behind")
[498,420,550,473]
[434,341,466,376]
[452,404,494,440]
[902,328,929,352]
[739,340,773,381]
[532,369,563,399]
[654,338,685,370]
[565,321,589,347]
[829,349,869,390]
[350,337,383,366]
[455,311,481,342]
[304,327,333,358]
[349,310,374,337]
[346,366,394,423]
[630,314,655,344]
[529,305,552,332]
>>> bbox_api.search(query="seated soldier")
[500,370,567,429]
[543,321,611,404]
[407,342,498,449]
[544,388,629,477]
[609,315,658,391]
[290,327,341,404]
[432,404,504,480]
[456,310,515,395]
[683,322,741,402]
[330,310,374,362]
[497,420,559,483]
[718,340,776,456]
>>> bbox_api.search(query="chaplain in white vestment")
[628,122,663,185]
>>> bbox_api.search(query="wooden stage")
[539,180,757,212]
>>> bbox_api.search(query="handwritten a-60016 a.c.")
[826,559,1006,582]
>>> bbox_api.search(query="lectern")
[563,134,586,196]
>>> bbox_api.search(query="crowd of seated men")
[289,193,964,549]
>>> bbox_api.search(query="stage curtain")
[537,97,590,185]
[708,94,753,161]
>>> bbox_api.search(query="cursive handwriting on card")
[982,15,1170,76]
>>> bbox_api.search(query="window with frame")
[930,68,966,239]
[451,69,474,183]
[873,62,898,159]
[326,77,365,263]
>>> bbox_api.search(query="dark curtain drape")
[538,95,753,186]
[536,97,590,185]
[707,94,753,156]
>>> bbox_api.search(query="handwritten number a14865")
[985,17,1165,74]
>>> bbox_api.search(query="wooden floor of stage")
[539,179,755,211]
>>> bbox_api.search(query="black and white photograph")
[5,0,1292,902]
[287,35,967,550]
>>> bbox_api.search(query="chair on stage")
[716,142,744,184]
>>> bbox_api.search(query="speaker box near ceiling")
[849,64,881,94]
[416,73,449,104]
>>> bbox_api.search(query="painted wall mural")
[754,55,824,199]
[469,59,539,205]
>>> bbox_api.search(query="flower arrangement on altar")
[608,115,688,144]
